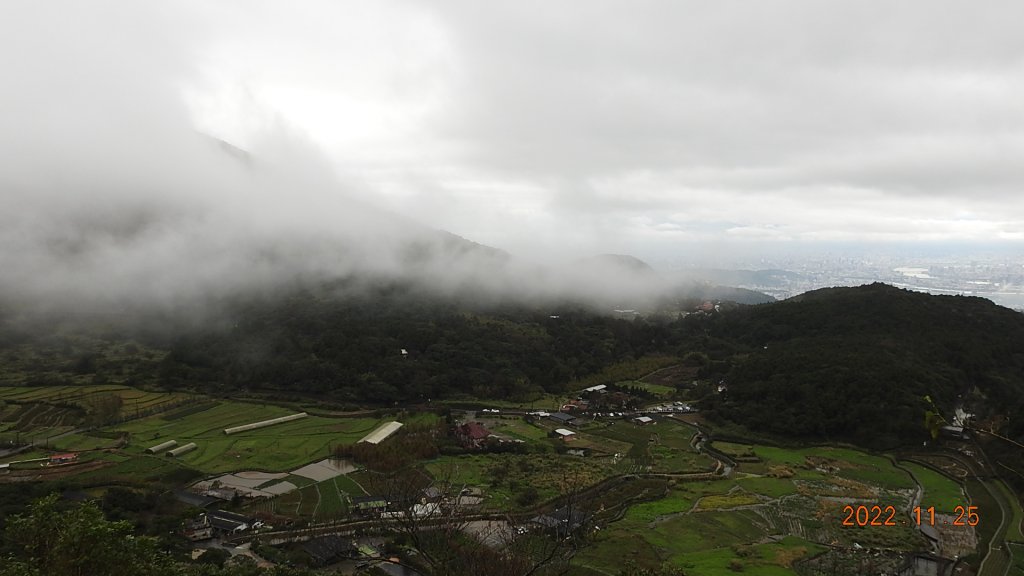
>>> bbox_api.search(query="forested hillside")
[3,282,1022,456]
[697,283,1024,449]
[156,285,674,402]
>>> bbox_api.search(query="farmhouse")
[300,535,359,567]
[582,384,607,393]
[456,422,491,448]
[548,412,576,426]
[182,514,214,542]
[49,453,78,465]
[633,416,654,425]
[897,552,954,576]
[207,509,256,535]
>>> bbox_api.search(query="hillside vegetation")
[2,283,1022,458]
[698,283,1024,449]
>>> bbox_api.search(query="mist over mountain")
[0,116,685,316]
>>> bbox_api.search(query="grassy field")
[1009,543,1024,572]
[901,462,964,513]
[616,380,675,397]
[742,445,916,490]
[736,476,798,498]
[74,452,202,486]
[584,418,713,473]
[995,479,1024,543]
[107,401,382,473]
[473,417,549,442]
[49,431,123,451]
[714,441,758,459]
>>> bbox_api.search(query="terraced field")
[571,444,930,575]
[0,385,191,442]
[0,402,81,432]
[0,402,81,446]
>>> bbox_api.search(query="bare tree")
[363,464,590,576]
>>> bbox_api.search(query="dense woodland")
[2,282,1023,456]
[701,283,1024,449]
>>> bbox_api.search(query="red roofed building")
[456,422,491,448]
[49,453,78,465]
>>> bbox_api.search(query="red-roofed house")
[457,422,491,448]
[49,453,78,465]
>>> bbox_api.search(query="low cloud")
[4,1,1023,315]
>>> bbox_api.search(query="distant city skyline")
[652,247,1024,309]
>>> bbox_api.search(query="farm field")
[109,401,384,473]
[741,445,917,490]
[571,443,931,575]
[584,418,714,473]
[247,470,368,520]
[1010,543,1024,572]
[901,462,965,514]
[573,475,827,575]
[616,380,675,397]
[0,385,194,447]
[0,385,190,414]
[473,417,549,442]
[425,453,612,510]
[995,479,1024,543]
[49,431,124,451]
[73,452,201,487]
[0,402,79,442]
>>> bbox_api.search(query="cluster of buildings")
[181,509,263,541]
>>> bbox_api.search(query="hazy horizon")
[2,1,1023,309]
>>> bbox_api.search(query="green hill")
[699,283,1024,448]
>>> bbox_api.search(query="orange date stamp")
[841,505,979,527]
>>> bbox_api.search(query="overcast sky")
[3,0,1023,304]
[187,1,1024,259]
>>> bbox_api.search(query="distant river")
[891,282,1024,311]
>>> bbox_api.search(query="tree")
[1,494,176,576]
[87,393,124,425]
[366,464,588,576]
